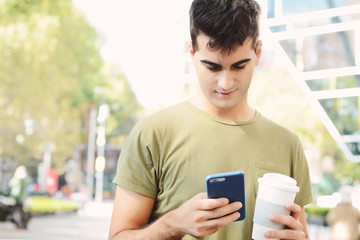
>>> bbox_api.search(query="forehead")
[195,34,254,58]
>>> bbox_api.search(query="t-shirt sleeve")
[292,136,314,207]
[112,119,159,199]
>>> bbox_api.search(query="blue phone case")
[206,171,246,221]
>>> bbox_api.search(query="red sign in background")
[45,168,59,195]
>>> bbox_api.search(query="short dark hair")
[189,0,261,54]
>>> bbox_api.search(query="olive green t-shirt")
[113,101,313,239]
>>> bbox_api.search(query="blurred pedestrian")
[9,165,31,206]
[326,185,360,240]
[8,165,32,228]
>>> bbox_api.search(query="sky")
[73,0,194,110]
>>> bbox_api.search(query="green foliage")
[0,0,103,168]
[320,97,359,136]
[305,204,331,217]
[24,196,78,214]
[333,160,360,185]
[0,0,141,174]
[100,66,142,144]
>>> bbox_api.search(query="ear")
[188,41,195,59]
[255,40,262,66]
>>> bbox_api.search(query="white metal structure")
[259,1,360,162]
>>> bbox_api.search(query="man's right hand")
[163,192,242,238]
[109,186,242,240]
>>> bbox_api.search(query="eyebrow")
[231,59,251,66]
[200,58,251,68]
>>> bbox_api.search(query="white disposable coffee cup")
[252,173,300,240]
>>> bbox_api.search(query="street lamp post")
[86,108,97,201]
[95,103,109,202]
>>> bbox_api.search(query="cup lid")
[258,173,300,192]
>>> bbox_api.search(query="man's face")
[189,34,262,115]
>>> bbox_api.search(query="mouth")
[215,88,237,97]
[218,92,232,96]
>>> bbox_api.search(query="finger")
[199,198,230,210]
[269,214,303,231]
[194,193,229,210]
[205,211,240,230]
[195,192,229,205]
[285,202,302,220]
[207,201,242,220]
[264,229,306,239]
[195,192,208,199]
[190,211,240,237]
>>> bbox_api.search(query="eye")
[200,60,222,72]
[232,65,245,70]
[207,66,221,71]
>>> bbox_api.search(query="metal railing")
[259,1,360,162]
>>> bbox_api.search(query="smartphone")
[206,171,246,221]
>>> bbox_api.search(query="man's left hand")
[264,202,308,240]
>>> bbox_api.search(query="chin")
[211,100,238,110]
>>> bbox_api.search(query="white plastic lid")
[258,173,299,193]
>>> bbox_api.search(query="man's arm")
[108,185,242,240]
[108,185,155,239]
[264,203,309,240]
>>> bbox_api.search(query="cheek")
[197,68,216,85]
[198,75,211,90]
[197,75,216,95]
[238,66,255,81]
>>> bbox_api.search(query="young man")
[109,0,313,239]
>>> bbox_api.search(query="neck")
[190,92,256,121]
[211,105,256,122]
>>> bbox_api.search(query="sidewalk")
[77,200,114,218]
[308,223,331,239]
[1,200,332,240]
[0,200,113,240]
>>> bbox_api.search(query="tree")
[98,65,143,145]
[0,0,141,176]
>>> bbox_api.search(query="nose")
[218,70,234,91]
